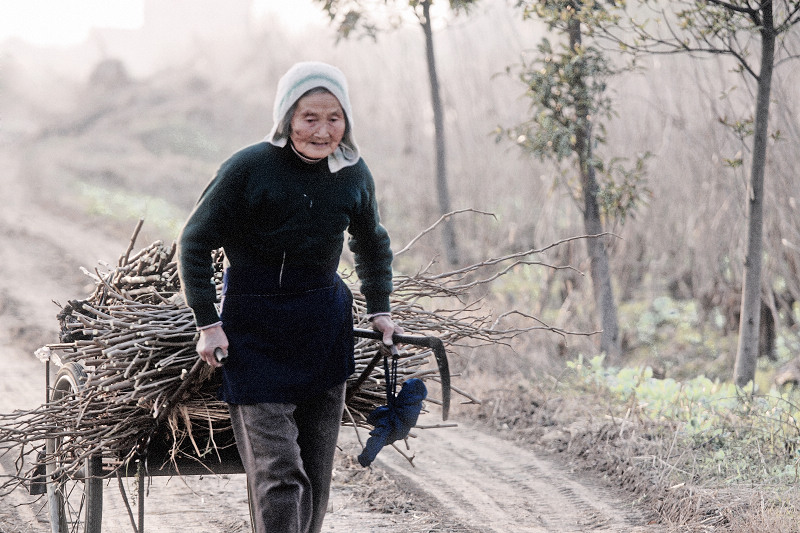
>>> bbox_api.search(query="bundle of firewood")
[0,220,584,494]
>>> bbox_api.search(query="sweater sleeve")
[347,162,394,314]
[178,157,244,327]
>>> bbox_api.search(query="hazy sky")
[0,0,326,46]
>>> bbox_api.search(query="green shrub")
[567,354,800,483]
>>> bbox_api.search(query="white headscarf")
[265,61,360,172]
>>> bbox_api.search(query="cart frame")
[35,328,450,533]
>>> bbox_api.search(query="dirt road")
[0,150,664,532]
[372,425,662,533]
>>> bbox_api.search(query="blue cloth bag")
[358,377,427,467]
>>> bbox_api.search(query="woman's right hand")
[197,324,228,368]
[371,314,403,346]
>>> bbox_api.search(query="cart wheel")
[46,362,103,533]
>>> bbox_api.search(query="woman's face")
[290,91,346,160]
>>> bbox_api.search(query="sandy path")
[373,423,660,533]
[0,149,664,533]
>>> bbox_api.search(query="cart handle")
[352,328,450,420]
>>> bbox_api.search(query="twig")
[394,209,497,256]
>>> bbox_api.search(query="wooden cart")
[32,328,450,533]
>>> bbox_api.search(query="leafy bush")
[568,354,800,483]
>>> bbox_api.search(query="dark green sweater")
[178,142,393,327]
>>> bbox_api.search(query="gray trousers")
[229,382,346,533]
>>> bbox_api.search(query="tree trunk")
[568,15,621,361]
[734,1,775,388]
[420,0,459,266]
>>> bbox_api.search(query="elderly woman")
[178,61,400,533]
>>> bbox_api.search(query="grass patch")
[569,355,800,483]
[77,181,185,240]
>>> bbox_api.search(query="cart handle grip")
[352,328,450,420]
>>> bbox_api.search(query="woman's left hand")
[371,314,404,346]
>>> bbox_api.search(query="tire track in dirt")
[372,422,663,532]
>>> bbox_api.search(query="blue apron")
[218,262,355,404]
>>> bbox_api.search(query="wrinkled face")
[289,91,346,160]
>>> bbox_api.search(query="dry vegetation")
[1,1,799,531]
[471,363,800,532]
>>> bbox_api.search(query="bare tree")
[507,1,650,361]
[609,0,800,387]
[315,0,480,267]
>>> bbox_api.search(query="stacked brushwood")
[0,223,586,495]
